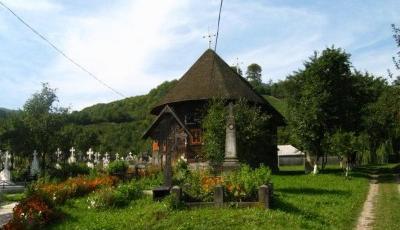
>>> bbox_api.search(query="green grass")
[372,164,400,230]
[0,192,26,205]
[46,166,370,230]
[264,95,288,119]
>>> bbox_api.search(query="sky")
[0,0,399,111]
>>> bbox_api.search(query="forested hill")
[64,80,178,154]
[70,80,178,125]
[0,107,16,119]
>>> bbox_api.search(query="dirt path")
[0,202,17,227]
[355,178,379,230]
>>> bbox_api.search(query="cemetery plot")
[28,166,369,230]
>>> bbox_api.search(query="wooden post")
[258,185,270,209]
[214,185,224,206]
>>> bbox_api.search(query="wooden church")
[143,49,284,170]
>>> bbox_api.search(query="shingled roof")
[151,49,285,125]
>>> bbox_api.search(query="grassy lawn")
[46,165,370,230]
[372,164,400,230]
[0,192,25,205]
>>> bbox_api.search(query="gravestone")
[86,148,94,169]
[94,152,101,165]
[30,150,40,177]
[68,147,77,164]
[103,153,110,168]
[0,151,12,183]
[223,103,239,171]
[55,148,62,169]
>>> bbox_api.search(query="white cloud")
[2,0,61,12]
[39,0,203,110]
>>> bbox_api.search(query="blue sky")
[0,0,399,110]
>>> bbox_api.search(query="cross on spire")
[203,27,216,49]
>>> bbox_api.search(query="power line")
[214,0,223,52]
[0,0,126,98]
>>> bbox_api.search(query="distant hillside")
[0,107,17,119]
[67,80,178,154]
[264,95,288,120]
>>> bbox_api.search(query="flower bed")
[177,164,272,202]
[4,175,118,229]
[36,176,118,204]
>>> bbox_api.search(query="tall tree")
[23,83,68,173]
[246,63,263,92]
[287,47,357,172]
[391,24,400,85]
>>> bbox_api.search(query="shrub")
[181,170,215,202]
[136,172,163,190]
[173,156,190,185]
[87,180,142,209]
[107,160,128,175]
[47,163,91,181]
[11,167,30,182]
[3,195,59,230]
[202,99,226,171]
[225,164,271,201]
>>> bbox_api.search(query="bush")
[136,172,163,190]
[107,161,128,175]
[173,157,190,185]
[225,164,271,201]
[180,170,216,202]
[87,180,142,209]
[47,163,91,181]
[11,167,30,182]
[3,195,59,230]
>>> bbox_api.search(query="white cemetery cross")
[0,151,12,183]
[68,147,77,164]
[94,152,101,164]
[86,148,94,161]
[30,150,40,177]
[125,152,133,162]
[103,154,110,169]
[55,148,62,169]
[86,148,94,169]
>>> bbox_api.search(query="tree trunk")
[304,152,316,173]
